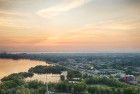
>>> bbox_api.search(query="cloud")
[37,0,91,18]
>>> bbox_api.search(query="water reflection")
[0,59,60,83]
[26,74,61,83]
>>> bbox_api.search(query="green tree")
[16,87,31,94]
[73,82,87,94]
[55,81,72,93]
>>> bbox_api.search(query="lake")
[0,59,60,83]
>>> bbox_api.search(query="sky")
[0,0,140,53]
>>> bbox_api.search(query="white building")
[61,71,68,80]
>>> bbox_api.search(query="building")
[121,75,137,84]
[61,71,68,80]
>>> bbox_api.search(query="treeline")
[0,53,139,64]
[1,72,33,82]
[0,79,47,94]
[48,79,140,94]
[85,77,127,88]
[28,65,82,80]
[28,65,67,74]
[87,85,140,94]
[0,73,47,94]
[48,81,87,94]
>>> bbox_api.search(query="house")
[121,75,137,84]
[61,71,68,80]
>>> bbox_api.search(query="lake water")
[0,59,60,83]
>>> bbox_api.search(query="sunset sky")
[0,0,140,53]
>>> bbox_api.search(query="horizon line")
[0,51,140,54]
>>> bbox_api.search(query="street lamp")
[45,74,49,94]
